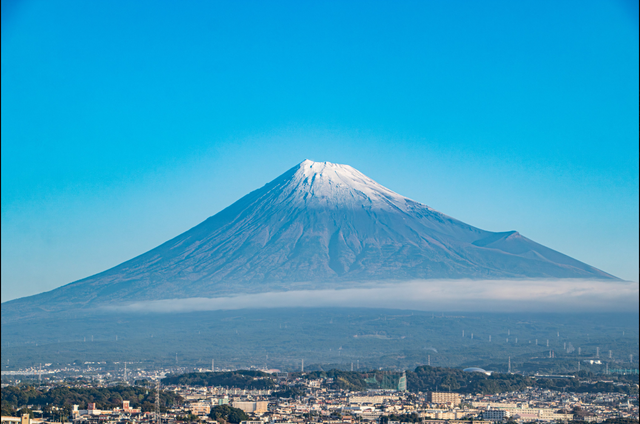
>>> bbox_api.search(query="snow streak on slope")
[1,160,618,320]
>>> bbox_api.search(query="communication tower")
[508,357,511,373]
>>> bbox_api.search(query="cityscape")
[1,362,638,423]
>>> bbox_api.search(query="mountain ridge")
[1,159,618,323]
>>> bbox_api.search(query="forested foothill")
[297,367,638,395]
[0,385,182,417]
[161,370,276,389]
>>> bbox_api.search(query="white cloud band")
[103,279,639,314]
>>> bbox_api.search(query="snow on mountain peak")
[287,159,412,211]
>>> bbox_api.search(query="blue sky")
[2,0,638,301]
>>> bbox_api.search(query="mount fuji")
[2,160,617,323]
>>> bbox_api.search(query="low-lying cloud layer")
[107,279,639,314]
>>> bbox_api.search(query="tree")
[208,405,249,424]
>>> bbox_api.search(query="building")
[189,402,211,416]
[428,392,461,406]
[0,415,43,424]
[483,409,509,421]
[349,395,393,404]
[232,401,269,414]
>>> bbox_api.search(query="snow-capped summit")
[1,159,618,320]
[270,159,417,212]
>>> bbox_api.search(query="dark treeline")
[1,385,182,417]
[299,367,638,395]
[161,367,637,395]
[161,370,275,389]
[409,367,637,395]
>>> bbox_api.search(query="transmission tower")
[155,380,161,424]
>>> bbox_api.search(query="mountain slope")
[1,160,617,321]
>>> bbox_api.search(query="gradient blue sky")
[2,0,638,301]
